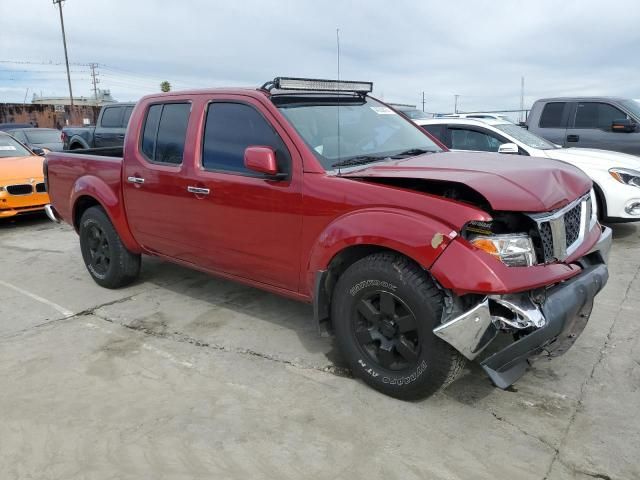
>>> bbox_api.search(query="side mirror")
[498,143,519,154]
[244,146,286,178]
[32,147,46,156]
[612,119,636,133]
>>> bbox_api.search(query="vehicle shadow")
[0,212,51,231]
[606,221,639,240]
[137,257,348,371]
[134,257,503,394]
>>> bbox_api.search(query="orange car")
[0,132,50,218]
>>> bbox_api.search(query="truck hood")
[341,151,591,212]
[0,155,45,184]
[542,147,640,170]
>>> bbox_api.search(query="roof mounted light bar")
[263,77,373,94]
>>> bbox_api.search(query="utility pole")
[454,94,459,113]
[422,91,426,112]
[89,63,100,103]
[53,0,73,108]
[519,76,525,123]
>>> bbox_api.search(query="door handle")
[567,134,580,142]
[127,176,145,184]
[187,186,210,195]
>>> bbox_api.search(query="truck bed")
[45,149,124,227]
[59,146,124,157]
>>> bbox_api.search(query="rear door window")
[100,107,123,128]
[140,103,190,165]
[574,102,628,129]
[539,102,567,128]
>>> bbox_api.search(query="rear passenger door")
[185,97,303,292]
[123,101,197,260]
[534,102,569,146]
[567,101,640,153]
[94,106,124,147]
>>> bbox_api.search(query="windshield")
[494,123,558,150]
[620,100,640,120]
[0,134,31,158]
[25,129,61,144]
[275,95,442,170]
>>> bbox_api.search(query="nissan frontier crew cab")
[44,77,612,400]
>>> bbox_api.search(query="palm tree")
[160,81,171,93]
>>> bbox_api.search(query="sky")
[1,0,639,114]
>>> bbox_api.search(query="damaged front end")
[434,226,612,389]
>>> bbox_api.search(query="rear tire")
[331,252,465,400]
[79,206,141,288]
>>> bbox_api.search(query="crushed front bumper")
[434,226,611,389]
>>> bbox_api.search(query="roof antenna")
[336,27,341,175]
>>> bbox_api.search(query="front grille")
[531,194,591,263]
[35,182,46,193]
[564,202,582,246]
[6,184,33,195]
[539,222,554,261]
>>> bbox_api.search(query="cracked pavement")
[1,215,638,479]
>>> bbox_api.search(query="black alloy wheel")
[86,223,111,276]
[353,290,421,371]
[79,206,141,288]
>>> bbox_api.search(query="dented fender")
[305,208,458,294]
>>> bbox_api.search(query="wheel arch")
[71,177,141,254]
[69,136,90,150]
[312,243,438,337]
[591,181,608,221]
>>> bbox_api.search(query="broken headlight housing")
[470,234,537,267]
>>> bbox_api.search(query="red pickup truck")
[44,77,612,400]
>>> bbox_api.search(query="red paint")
[244,146,278,175]
[46,88,600,301]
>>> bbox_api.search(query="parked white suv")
[417,118,640,221]
[439,113,514,122]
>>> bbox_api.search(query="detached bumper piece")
[434,226,611,389]
[44,204,62,223]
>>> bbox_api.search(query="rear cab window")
[140,103,190,165]
[538,102,568,128]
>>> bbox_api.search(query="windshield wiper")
[390,148,435,159]
[331,155,388,169]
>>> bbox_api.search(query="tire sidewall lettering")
[350,280,397,297]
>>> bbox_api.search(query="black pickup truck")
[62,103,135,150]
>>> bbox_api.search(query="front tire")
[332,252,465,400]
[79,206,141,289]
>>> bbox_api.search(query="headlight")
[470,234,537,267]
[609,168,640,187]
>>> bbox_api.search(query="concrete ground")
[0,213,638,480]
